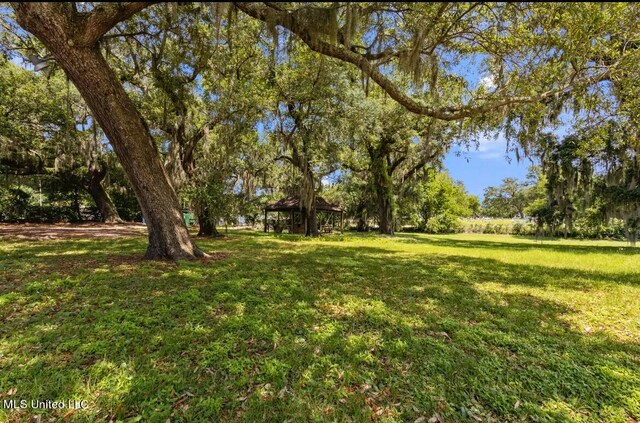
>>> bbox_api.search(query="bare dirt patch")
[0,223,148,241]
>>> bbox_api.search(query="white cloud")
[473,133,508,160]
[478,74,496,91]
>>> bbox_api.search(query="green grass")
[1,231,639,422]
[460,218,522,225]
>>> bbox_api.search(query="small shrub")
[424,214,463,234]
[0,186,34,221]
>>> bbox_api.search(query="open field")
[1,229,639,422]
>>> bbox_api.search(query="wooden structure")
[264,195,344,234]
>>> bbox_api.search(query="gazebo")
[264,195,344,234]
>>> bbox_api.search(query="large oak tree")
[12,3,204,259]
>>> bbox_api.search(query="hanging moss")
[291,5,339,45]
[398,29,426,86]
[537,121,640,245]
[343,5,360,50]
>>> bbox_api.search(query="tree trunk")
[626,223,638,247]
[87,166,122,223]
[565,207,574,238]
[14,6,204,259]
[198,209,222,237]
[305,203,318,237]
[355,201,368,232]
[300,167,318,237]
[73,187,82,222]
[378,191,394,235]
[373,158,394,235]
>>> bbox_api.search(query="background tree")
[481,178,533,219]
[342,88,452,234]
[0,56,122,222]
[268,46,348,236]
[531,125,640,244]
[398,170,477,233]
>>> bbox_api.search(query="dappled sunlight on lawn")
[0,231,639,421]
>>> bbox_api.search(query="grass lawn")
[1,231,639,422]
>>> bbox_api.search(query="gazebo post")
[340,211,344,233]
[264,209,268,232]
[290,210,294,233]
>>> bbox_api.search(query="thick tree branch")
[235,2,614,121]
[78,3,156,46]
[0,156,46,176]
[389,156,407,175]
[102,30,154,40]
[402,158,430,182]
[341,162,368,174]
[13,2,156,48]
[275,155,295,165]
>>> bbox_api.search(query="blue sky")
[444,133,535,199]
[446,115,574,200]
[438,58,529,199]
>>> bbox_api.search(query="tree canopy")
[1,2,639,255]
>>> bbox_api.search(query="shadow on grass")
[0,238,639,421]
[395,232,640,255]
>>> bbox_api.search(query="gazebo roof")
[265,195,343,212]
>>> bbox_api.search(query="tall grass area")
[459,218,628,239]
[1,231,639,422]
[460,218,531,235]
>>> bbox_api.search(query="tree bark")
[14,4,204,259]
[305,201,318,237]
[278,152,319,237]
[372,155,395,235]
[72,187,82,222]
[87,166,122,223]
[377,189,394,235]
[197,209,222,237]
[564,206,574,238]
[302,169,319,237]
[355,200,369,232]
[626,222,638,247]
